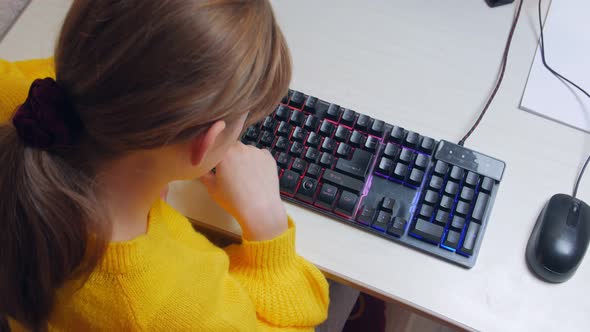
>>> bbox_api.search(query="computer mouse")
[526,193,590,283]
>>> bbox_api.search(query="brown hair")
[0,0,291,329]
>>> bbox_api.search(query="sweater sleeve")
[224,218,330,330]
[0,58,54,122]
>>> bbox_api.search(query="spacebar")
[322,169,364,194]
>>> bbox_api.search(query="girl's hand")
[200,142,288,241]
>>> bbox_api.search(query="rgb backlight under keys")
[241,89,505,268]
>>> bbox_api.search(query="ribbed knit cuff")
[227,217,297,270]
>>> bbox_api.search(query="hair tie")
[12,78,82,150]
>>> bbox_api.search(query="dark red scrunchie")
[12,78,82,150]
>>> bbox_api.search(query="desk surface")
[2,1,589,331]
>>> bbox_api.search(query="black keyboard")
[241,90,505,268]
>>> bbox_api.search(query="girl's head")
[0,0,290,328]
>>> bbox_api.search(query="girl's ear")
[189,120,226,166]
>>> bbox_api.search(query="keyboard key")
[321,137,337,153]
[355,114,372,131]
[319,152,335,168]
[326,104,342,121]
[290,110,306,127]
[460,187,474,202]
[291,127,307,142]
[369,120,385,137]
[455,201,470,216]
[460,222,480,255]
[383,143,400,158]
[289,91,305,108]
[334,125,351,142]
[322,169,364,194]
[408,168,425,186]
[289,141,304,157]
[357,206,375,226]
[443,230,461,250]
[349,130,365,147]
[449,166,464,182]
[274,136,289,151]
[277,121,292,136]
[444,181,459,196]
[275,105,291,121]
[419,137,436,154]
[336,143,352,158]
[411,218,444,243]
[304,115,320,132]
[401,149,417,165]
[319,121,335,137]
[281,90,291,104]
[435,210,449,226]
[388,126,406,143]
[465,171,479,188]
[303,96,317,113]
[439,196,454,211]
[380,197,397,213]
[434,160,449,175]
[291,158,307,174]
[414,154,429,170]
[429,175,444,190]
[306,132,321,147]
[387,217,406,237]
[280,169,299,195]
[304,147,320,163]
[373,211,392,231]
[335,149,373,180]
[335,190,359,217]
[244,126,260,141]
[341,109,356,126]
[399,148,415,164]
[392,163,408,180]
[315,183,338,209]
[364,136,378,152]
[424,190,439,205]
[472,193,490,222]
[260,130,274,147]
[480,177,494,193]
[262,116,277,131]
[403,131,421,148]
[313,100,330,118]
[295,177,318,203]
[276,152,291,168]
[419,204,434,219]
[306,163,322,179]
[377,157,394,175]
[450,216,466,230]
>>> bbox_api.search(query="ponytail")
[0,124,108,330]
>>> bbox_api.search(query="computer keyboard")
[241,89,505,268]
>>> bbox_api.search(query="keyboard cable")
[457,0,523,147]
[459,0,590,198]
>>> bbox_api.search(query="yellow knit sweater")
[1,59,329,331]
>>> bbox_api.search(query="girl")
[0,0,329,330]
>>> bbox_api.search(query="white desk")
[2,1,589,331]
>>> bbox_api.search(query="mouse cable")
[535,0,590,198]
[573,155,590,198]
[536,0,590,99]
[458,0,524,147]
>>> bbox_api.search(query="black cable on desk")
[534,0,590,197]
[458,0,523,147]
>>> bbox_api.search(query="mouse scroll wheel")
[572,202,580,214]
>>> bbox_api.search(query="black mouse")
[526,193,590,283]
